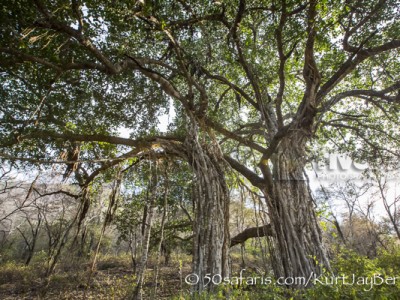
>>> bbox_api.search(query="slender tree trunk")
[265,135,330,283]
[153,173,169,298]
[185,121,230,292]
[46,220,74,276]
[129,231,138,273]
[131,165,157,300]
[19,213,42,266]
[131,202,155,300]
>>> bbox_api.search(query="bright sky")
[308,155,400,219]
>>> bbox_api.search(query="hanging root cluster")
[184,121,230,292]
[266,135,331,283]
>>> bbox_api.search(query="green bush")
[173,247,400,300]
[300,248,400,300]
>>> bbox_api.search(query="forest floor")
[0,253,196,299]
[0,252,259,299]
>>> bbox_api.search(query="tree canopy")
[1,0,399,172]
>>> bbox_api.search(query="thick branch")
[320,82,400,112]
[342,0,386,53]
[33,0,118,74]
[230,0,265,110]
[275,0,287,128]
[230,224,272,247]
[302,0,320,103]
[223,155,264,188]
[24,131,182,147]
[200,67,258,110]
[317,40,400,102]
[205,118,267,153]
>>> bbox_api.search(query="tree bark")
[185,120,230,292]
[264,134,330,283]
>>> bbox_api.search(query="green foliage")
[173,247,400,300]
[302,249,400,300]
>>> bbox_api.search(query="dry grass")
[0,253,193,299]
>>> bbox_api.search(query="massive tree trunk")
[185,120,230,292]
[265,133,330,283]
